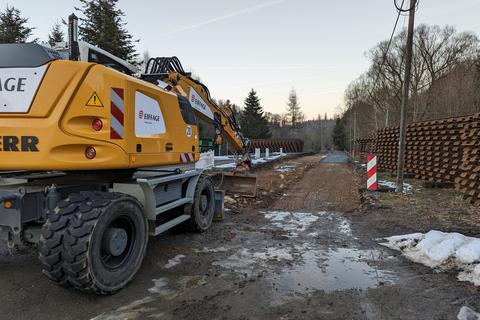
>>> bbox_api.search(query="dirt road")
[1,152,479,319]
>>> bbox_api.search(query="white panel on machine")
[135,91,166,136]
[0,65,47,113]
[189,87,214,120]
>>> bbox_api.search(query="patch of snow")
[458,306,480,320]
[263,211,321,237]
[214,152,287,169]
[90,296,157,320]
[337,218,352,236]
[164,254,186,269]
[148,278,173,295]
[214,155,235,161]
[381,230,480,286]
[378,180,414,193]
[213,246,295,272]
[116,296,156,312]
[274,164,297,173]
[252,247,293,261]
[214,162,237,169]
[456,239,480,264]
[264,211,290,221]
[251,158,267,165]
[195,246,230,253]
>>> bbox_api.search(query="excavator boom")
[142,57,257,195]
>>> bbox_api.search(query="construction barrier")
[367,154,378,191]
[354,113,480,205]
[252,139,304,153]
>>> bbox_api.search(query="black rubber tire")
[64,191,148,294]
[188,176,215,233]
[39,191,148,294]
[38,193,88,287]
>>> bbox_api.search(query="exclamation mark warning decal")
[86,92,104,107]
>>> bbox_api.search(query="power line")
[363,0,405,111]
[368,0,418,106]
[379,0,406,70]
[394,0,420,13]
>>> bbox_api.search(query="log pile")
[354,113,480,205]
[252,138,304,153]
[371,127,399,172]
[455,114,480,205]
[405,117,470,183]
[353,138,375,163]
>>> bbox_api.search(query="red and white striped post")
[367,154,377,191]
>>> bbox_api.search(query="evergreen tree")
[0,6,35,43]
[239,89,271,139]
[77,0,138,64]
[286,88,304,137]
[48,21,64,47]
[332,118,346,150]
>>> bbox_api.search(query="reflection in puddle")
[272,248,397,304]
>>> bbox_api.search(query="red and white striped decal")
[367,154,377,191]
[110,88,124,139]
[179,152,195,163]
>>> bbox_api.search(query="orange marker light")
[4,201,12,209]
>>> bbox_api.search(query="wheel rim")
[200,189,211,224]
[101,215,136,270]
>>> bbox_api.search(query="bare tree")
[341,23,480,142]
[286,88,304,137]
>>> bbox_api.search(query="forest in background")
[337,24,480,150]
[0,2,335,153]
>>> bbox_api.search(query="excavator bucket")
[218,172,258,197]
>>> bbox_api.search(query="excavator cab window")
[177,96,198,126]
[88,50,132,76]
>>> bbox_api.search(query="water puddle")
[271,247,397,304]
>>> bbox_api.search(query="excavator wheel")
[187,176,215,233]
[40,191,148,294]
[38,193,89,287]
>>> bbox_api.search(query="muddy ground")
[1,152,480,319]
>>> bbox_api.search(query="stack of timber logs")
[354,113,480,204]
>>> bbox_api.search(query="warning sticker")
[86,92,104,107]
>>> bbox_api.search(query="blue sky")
[3,0,480,118]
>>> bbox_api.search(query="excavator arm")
[142,57,252,169]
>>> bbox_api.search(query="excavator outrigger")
[0,14,256,294]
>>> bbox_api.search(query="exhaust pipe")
[68,13,80,61]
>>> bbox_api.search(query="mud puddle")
[271,247,397,305]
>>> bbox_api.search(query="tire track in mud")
[269,155,360,212]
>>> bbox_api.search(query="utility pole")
[396,0,416,192]
[353,108,357,159]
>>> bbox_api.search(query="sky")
[3,0,480,119]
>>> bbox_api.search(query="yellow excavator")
[0,14,255,294]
